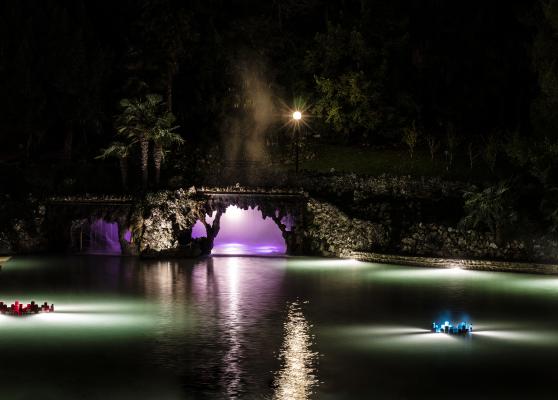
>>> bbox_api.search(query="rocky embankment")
[1,174,557,265]
[399,222,558,262]
[305,198,388,257]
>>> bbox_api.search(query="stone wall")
[300,173,558,263]
[351,251,558,275]
[398,222,558,262]
[2,182,557,264]
[299,172,472,200]
[304,198,388,257]
[139,192,390,258]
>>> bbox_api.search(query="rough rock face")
[299,172,472,200]
[138,188,205,257]
[138,187,309,256]
[305,198,388,257]
[399,222,558,262]
[2,183,557,263]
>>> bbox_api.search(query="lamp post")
[292,111,302,173]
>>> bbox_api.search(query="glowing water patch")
[472,330,558,345]
[322,324,465,355]
[507,277,558,295]
[371,267,488,282]
[331,325,431,337]
[0,298,155,342]
[287,258,372,270]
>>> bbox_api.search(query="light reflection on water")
[1,256,558,398]
[274,301,319,400]
[132,256,287,397]
[221,257,243,398]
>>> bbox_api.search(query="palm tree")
[150,112,183,186]
[115,94,162,189]
[96,141,133,190]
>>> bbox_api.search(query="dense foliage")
[0,0,556,197]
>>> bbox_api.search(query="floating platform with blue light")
[432,321,472,335]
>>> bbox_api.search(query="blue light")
[431,320,473,335]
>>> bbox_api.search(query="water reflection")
[221,257,243,397]
[4,256,558,398]
[274,301,319,400]
[137,257,286,396]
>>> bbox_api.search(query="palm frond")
[96,141,132,160]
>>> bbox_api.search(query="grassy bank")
[301,144,487,181]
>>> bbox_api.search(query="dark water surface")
[1,256,557,399]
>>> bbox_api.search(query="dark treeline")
[1,0,557,192]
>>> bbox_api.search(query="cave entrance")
[191,205,288,256]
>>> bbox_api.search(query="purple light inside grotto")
[191,206,286,255]
[124,229,132,242]
[191,211,216,239]
[87,219,122,254]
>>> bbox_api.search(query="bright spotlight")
[292,111,302,121]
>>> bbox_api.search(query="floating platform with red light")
[432,321,472,335]
[0,301,54,316]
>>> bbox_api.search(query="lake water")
[0,256,557,399]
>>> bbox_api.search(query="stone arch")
[193,193,307,255]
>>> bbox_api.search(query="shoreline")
[0,256,11,266]
[350,251,558,275]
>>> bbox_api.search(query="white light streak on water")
[222,257,243,397]
[273,301,318,400]
[473,330,558,345]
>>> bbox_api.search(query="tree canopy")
[0,0,554,192]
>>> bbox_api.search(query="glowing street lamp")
[292,111,302,172]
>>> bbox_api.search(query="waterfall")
[86,219,122,255]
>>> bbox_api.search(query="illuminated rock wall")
[137,189,205,257]
[304,198,389,257]
[4,184,557,263]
